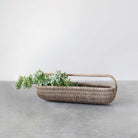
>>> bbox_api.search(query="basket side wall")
[36,87,117,104]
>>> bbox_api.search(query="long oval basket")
[36,73,117,104]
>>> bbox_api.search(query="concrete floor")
[0,81,138,138]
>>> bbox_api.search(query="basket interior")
[73,82,112,88]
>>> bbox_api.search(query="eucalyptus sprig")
[15,70,78,89]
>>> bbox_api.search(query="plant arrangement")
[15,70,79,89]
[14,70,117,104]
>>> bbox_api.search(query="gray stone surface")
[0,81,138,138]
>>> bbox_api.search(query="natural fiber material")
[36,73,117,104]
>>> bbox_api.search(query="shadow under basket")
[36,73,117,104]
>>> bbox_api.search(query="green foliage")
[51,70,72,86]
[15,70,80,89]
[33,70,50,86]
[22,75,33,89]
[15,76,24,89]
[15,75,33,89]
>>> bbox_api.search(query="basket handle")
[45,73,117,90]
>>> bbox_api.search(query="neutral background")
[0,0,138,81]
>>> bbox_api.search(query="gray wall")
[0,0,138,80]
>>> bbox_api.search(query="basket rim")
[36,85,116,91]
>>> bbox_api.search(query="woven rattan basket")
[36,73,117,104]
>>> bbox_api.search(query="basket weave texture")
[36,73,117,104]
